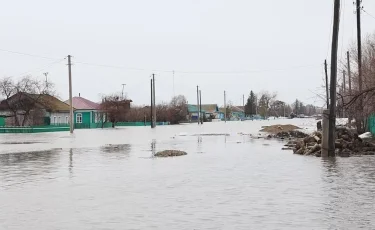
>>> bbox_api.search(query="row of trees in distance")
[244,90,319,118]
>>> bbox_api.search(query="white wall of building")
[50,112,70,124]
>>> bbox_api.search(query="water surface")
[1,119,374,229]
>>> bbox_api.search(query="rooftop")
[0,93,71,112]
[65,96,100,110]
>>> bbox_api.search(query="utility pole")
[347,51,352,124]
[68,55,74,134]
[356,0,364,132]
[342,70,346,118]
[173,70,175,96]
[224,90,227,123]
[347,51,352,95]
[152,74,156,127]
[43,72,49,93]
[122,84,126,99]
[150,78,154,128]
[328,0,341,157]
[324,60,329,109]
[356,0,363,92]
[199,90,203,124]
[197,86,200,125]
[343,70,346,94]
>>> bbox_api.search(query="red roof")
[65,97,100,110]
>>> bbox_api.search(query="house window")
[76,113,82,123]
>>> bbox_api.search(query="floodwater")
[1,119,375,230]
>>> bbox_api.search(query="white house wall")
[50,112,70,124]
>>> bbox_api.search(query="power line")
[75,61,321,75]
[74,61,165,72]
[16,58,66,77]
[0,47,322,75]
[362,8,375,20]
[173,65,321,74]
[0,48,60,60]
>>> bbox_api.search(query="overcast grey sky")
[1,0,374,106]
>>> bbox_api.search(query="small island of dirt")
[154,150,187,157]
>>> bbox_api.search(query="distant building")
[187,104,219,121]
[0,93,71,126]
[231,106,245,119]
[187,104,205,121]
[218,106,245,120]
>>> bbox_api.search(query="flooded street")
[1,119,375,229]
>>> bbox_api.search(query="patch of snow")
[359,132,372,139]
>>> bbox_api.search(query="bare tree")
[168,95,188,124]
[124,106,150,122]
[225,100,233,119]
[339,32,375,133]
[100,93,131,127]
[123,95,188,124]
[0,76,54,126]
[269,100,285,117]
[257,91,277,118]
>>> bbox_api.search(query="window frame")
[76,113,82,124]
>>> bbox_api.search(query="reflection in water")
[1,120,375,229]
[197,136,203,153]
[0,149,62,188]
[322,157,338,176]
[0,141,45,145]
[192,133,229,136]
[151,139,156,156]
[320,157,375,228]
[0,149,61,166]
[99,144,131,160]
[100,144,131,154]
[69,148,73,176]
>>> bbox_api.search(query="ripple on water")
[0,120,375,229]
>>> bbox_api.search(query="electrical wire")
[362,8,375,20]
[0,48,61,60]
[74,61,172,73]
[0,48,322,76]
[16,58,66,77]
[74,61,321,75]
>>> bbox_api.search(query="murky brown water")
[1,119,375,229]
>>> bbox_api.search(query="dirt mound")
[154,150,187,157]
[260,124,301,134]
